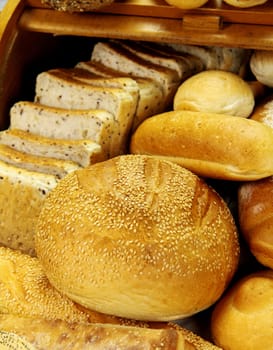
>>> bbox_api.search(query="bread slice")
[35,70,135,156]
[10,100,115,158]
[76,60,164,130]
[90,40,180,109]
[0,143,80,179]
[0,160,58,256]
[0,129,104,167]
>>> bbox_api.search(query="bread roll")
[238,176,273,269]
[223,0,268,7]
[173,70,255,118]
[35,154,239,322]
[250,50,273,87]
[163,0,208,9]
[41,0,115,11]
[211,270,273,350]
[130,110,273,181]
[250,93,273,127]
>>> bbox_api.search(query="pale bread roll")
[223,0,268,7]
[238,176,273,269]
[35,154,239,322]
[250,50,273,87]
[130,110,273,181]
[163,0,208,9]
[173,70,255,118]
[211,270,273,350]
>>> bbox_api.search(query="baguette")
[10,101,115,158]
[35,70,135,156]
[0,129,104,167]
[75,60,164,130]
[90,40,180,109]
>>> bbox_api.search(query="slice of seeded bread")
[35,70,135,156]
[10,101,115,158]
[0,143,80,179]
[0,129,104,167]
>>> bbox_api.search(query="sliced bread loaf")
[0,159,58,256]
[10,101,115,158]
[75,60,164,129]
[90,40,180,109]
[0,129,104,167]
[34,70,135,156]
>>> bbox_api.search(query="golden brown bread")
[130,110,273,181]
[250,93,273,127]
[162,0,208,9]
[223,0,268,7]
[173,70,255,118]
[238,176,273,269]
[0,314,185,350]
[35,154,239,322]
[211,270,273,350]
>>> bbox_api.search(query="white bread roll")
[250,50,273,87]
[163,0,208,9]
[173,70,255,118]
[35,154,239,322]
[130,110,273,181]
[211,270,273,350]
[223,0,268,7]
[238,176,273,269]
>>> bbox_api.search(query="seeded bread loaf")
[0,129,104,167]
[90,40,180,109]
[41,0,115,11]
[10,100,115,158]
[35,70,135,156]
[75,60,164,130]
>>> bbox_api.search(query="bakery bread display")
[130,110,273,180]
[173,70,255,118]
[211,270,273,350]
[238,176,273,269]
[35,154,239,322]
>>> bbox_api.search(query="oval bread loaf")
[250,50,273,87]
[211,270,273,350]
[35,154,239,322]
[223,0,268,7]
[130,110,273,181]
[162,0,209,9]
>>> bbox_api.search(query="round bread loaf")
[162,0,208,9]
[238,176,273,269]
[173,70,255,118]
[35,154,239,321]
[211,270,273,350]
[130,110,273,181]
[223,0,268,7]
[250,50,273,87]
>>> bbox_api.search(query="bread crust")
[35,154,239,322]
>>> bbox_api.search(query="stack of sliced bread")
[0,39,250,256]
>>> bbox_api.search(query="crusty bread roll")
[35,154,239,322]
[211,270,273,350]
[250,50,273,87]
[223,0,268,7]
[163,0,208,9]
[173,70,255,118]
[250,93,273,127]
[238,176,273,269]
[41,0,115,11]
[130,110,273,181]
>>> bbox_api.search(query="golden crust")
[35,154,239,321]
